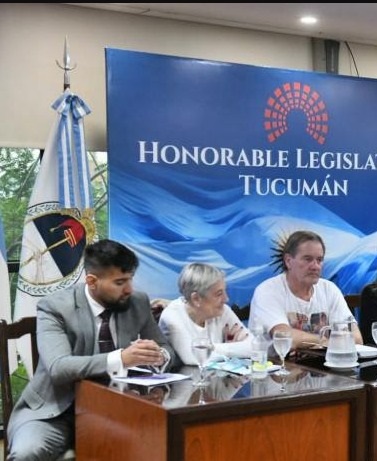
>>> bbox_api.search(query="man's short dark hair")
[84,239,139,275]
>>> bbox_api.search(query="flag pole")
[14,38,95,376]
[56,36,77,90]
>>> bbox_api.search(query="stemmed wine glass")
[198,386,206,405]
[272,330,293,376]
[191,336,213,387]
[371,322,377,346]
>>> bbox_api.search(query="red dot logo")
[264,82,328,145]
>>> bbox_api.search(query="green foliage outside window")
[0,147,108,255]
[0,147,108,307]
[0,148,40,260]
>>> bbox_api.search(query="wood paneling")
[184,404,349,461]
[76,381,167,461]
[76,371,366,461]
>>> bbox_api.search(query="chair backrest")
[0,317,75,460]
[359,283,377,345]
[231,304,250,326]
[344,294,361,314]
[0,316,38,458]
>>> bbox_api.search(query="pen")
[135,374,171,380]
[131,334,141,345]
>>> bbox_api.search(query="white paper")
[128,366,154,374]
[356,344,377,358]
[112,372,191,386]
[207,358,280,376]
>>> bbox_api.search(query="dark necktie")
[98,310,116,353]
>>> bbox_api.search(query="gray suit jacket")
[8,283,176,434]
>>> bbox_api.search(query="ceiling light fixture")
[300,16,318,25]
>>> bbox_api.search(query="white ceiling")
[66,3,377,46]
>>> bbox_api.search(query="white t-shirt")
[248,273,355,334]
[159,297,252,365]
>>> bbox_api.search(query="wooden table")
[75,363,366,461]
[294,349,377,461]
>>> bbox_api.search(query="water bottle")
[250,324,269,379]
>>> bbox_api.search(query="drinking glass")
[198,386,206,405]
[372,322,377,345]
[191,336,213,387]
[273,330,293,376]
[273,373,288,393]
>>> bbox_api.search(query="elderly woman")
[158,262,251,365]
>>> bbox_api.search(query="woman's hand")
[224,323,249,342]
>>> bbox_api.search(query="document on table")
[112,372,191,386]
[207,358,280,375]
[356,344,377,358]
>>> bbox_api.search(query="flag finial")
[56,36,77,90]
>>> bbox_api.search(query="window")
[0,147,108,305]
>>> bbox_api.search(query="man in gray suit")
[7,239,177,460]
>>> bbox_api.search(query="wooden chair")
[344,294,361,314]
[150,298,171,323]
[359,283,377,345]
[231,304,250,326]
[0,317,75,460]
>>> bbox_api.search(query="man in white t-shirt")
[248,230,363,349]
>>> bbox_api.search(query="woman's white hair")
[178,263,224,300]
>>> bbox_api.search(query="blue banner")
[106,48,377,306]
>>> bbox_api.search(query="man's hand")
[121,339,165,367]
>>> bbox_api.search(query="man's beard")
[105,296,130,312]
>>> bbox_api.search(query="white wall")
[1,3,377,151]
